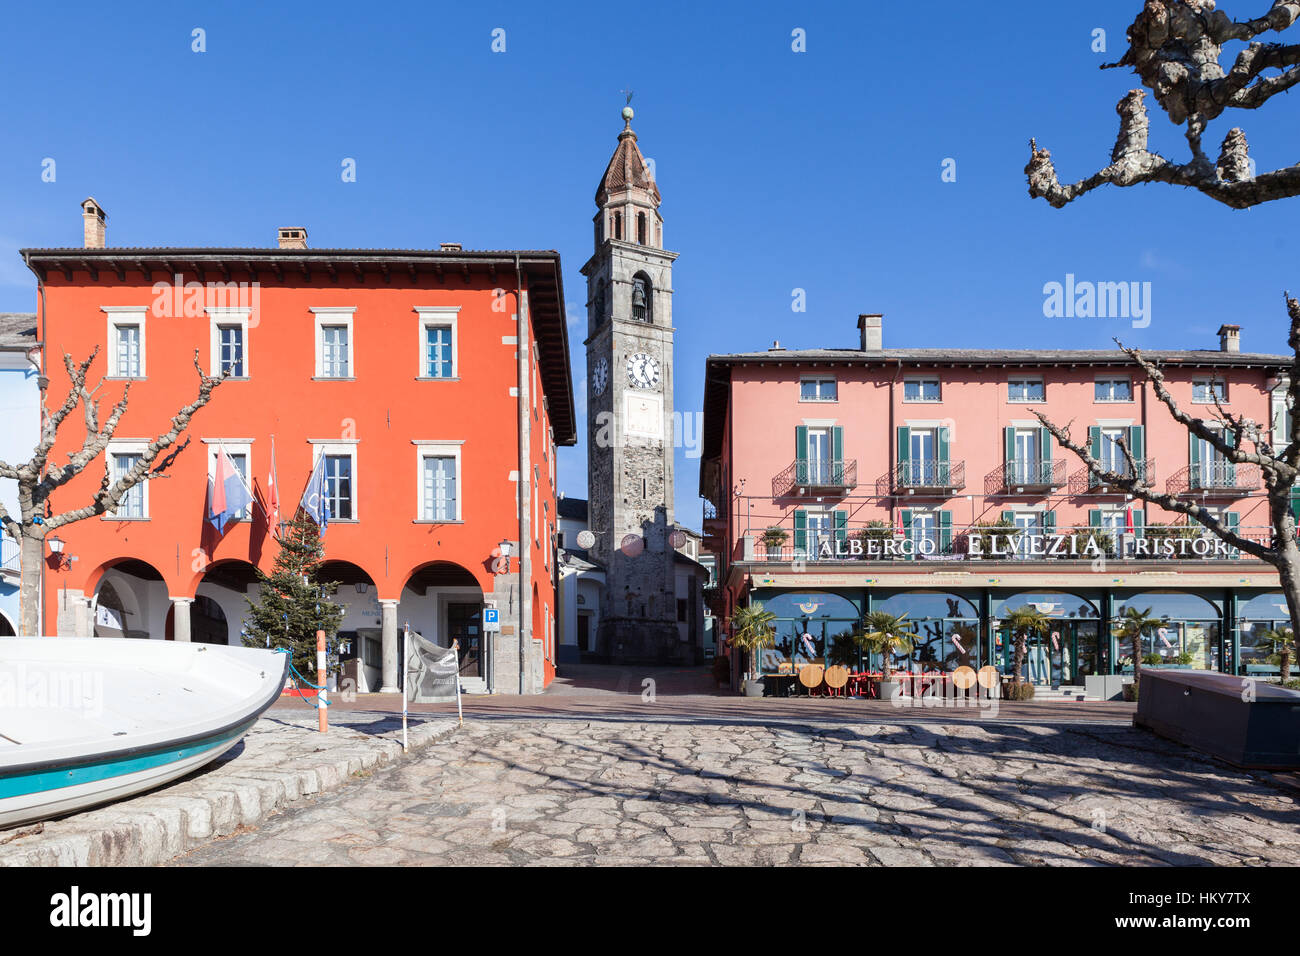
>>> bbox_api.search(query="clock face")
[627,352,660,390]
[591,357,609,396]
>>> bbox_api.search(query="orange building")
[22,203,574,694]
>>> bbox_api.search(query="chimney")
[439,242,463,252]
[1217,324,1241,353]
[858,313,883,351]
[81,197,106,249]
[277,227,308,249]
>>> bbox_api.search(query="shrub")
[1002,681,1036,701]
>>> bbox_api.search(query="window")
[323,455,353,519]
[800,377,838,402]
[806,510,833,558]
[1009,428,1042,483]
[422,456,457,520]
[910,511,938,553]
[806,427,832,484]
[208,308,251,378]
[632,274,651,322]
[106,446,147,518]
[1098,427,1127,474]
[1193,378,1227,404]
[104,307,147,378]
[637,212,647,245]
[1008,377,1045,402]
[415,307,459,379]
[1095,378,1132,402]
[903,378,941,402]
[312,307,356,378]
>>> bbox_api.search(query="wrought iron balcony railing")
[1067,459,1154,495]
[984,459,1066,494]
[772,458,858,497]
[1166,461,1261,495]
[889,459,965,493]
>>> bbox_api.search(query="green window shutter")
[1089,509,1102,529]
[1290,488,1300,522]
[834,510,847,548]
[1189,432,1200,468]
[1039,426,1052,463]
[793,509,807,555]
[1043,510,1056,534]
[939,510,952,554]
[1131,508,1144,534]
[1222,430,1236,484]
[1088,426,1102,457]
[795,424,809,475]
[1128,425,1144,463]
[1004,427,1015,467]
[1001,510,1016,524]
[897,426,910,464]
[901,508,913,533]
[938,426,950,463]
[831,426,844,484]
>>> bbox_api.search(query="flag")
[207,445,252,535]
[267,437,281,532]
[1125,505,1135,534]
[301,454,330,534]
[894,509,903,536]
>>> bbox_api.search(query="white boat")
[0,638,287,829]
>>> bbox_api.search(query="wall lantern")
[47,535,64,554]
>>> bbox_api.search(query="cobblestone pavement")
[176,708,1300,866]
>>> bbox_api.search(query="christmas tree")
[243,509,345,683]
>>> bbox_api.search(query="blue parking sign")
[483,607,500,632]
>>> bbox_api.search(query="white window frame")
[1007,376,1045,403]
[414,307,459,380]
[208,308,251,378]
[312,307,356,379]
[204,440,254,520]
[310,440,360,521]
[413,440,464,522]
[1094,377,1133,403]
[104,441,149,519]
[1272,379,1292,448]
[799,376,838,403]
[902,376,941,403]
[1192,377,1227,404]
[103,307,148,378]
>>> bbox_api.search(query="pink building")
[700,315,1294,689]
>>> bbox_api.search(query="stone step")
[459,677,489,695]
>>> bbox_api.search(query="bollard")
[317,629,328,733]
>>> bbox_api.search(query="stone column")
[379,599,399,693]
[170,598,193,642]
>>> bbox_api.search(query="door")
[447,602,483,677]
[806,511,832,558]
[910,429,934,485]
[1013,429,1039,484]
[1012,512,1040,559]
[577,613,590,653]
[807,428,831,485]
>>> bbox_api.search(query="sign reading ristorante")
[804,532,1251,560]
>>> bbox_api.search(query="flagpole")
[453,638,463,727]
[401,624,409,753]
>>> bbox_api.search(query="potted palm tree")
[1002,605,1050,700]
[1116,606,1161,701]
[1263,626,1295,683]
[730,601,777,697]
[761,527,789,559]
[857,611,916,700]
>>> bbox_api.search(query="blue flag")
[207,446,253,536]
[301,454,330,534]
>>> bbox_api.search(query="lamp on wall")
[47,535,72,570]
[498,539,514,574]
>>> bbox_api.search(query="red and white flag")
[1124,504,1135,534]
[267,436,281,531]
[894,509,903,535]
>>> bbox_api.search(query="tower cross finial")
[621,87,634,106]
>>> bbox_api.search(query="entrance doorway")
[997,621,1100,686]
[577,613,591,653]
[447,602,483,677]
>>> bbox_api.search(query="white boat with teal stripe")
[0,638,287,829]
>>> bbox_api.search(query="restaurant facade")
[699,314,1296,686]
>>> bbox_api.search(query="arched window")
[637,212,646,245]
[613,211,622,241]
[632,274,651,322]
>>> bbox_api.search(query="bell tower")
[581,105,681,663]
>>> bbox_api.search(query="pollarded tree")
[0,348,226,636]
[1023,1,1300,657]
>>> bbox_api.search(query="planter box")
[1133,669,1300,769]
[1084,674,1133,701]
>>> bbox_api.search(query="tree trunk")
[1282,649,1292,683]
[18,531,44,636]
[1273,538,1300,684]
[1013,632,1025,684]
[1132,630,1141,685]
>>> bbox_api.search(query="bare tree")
[1024,1,1300,660]
[0,348,226,636]
[1026,0,1300,209]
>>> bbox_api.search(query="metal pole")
[453,638,463,726]
[316,629,328,733]
[401,625,409,753]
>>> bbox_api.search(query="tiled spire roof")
[595,121,660,206]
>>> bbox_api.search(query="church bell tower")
[581,105,681,663]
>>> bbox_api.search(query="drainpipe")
[515,255,532,694]
[21,252,47,637]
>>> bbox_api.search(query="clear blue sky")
[2,0,1296,529]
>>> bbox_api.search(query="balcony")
[985,459,1066,495]
[1166,461,1261,496]
[1068,459,1154,495]
[887,458,965,494]
[0,537,17,577]
[772,458,858,498]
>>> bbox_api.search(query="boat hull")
[0,639,287,829]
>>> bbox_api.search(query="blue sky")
[2,0,1297,529]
